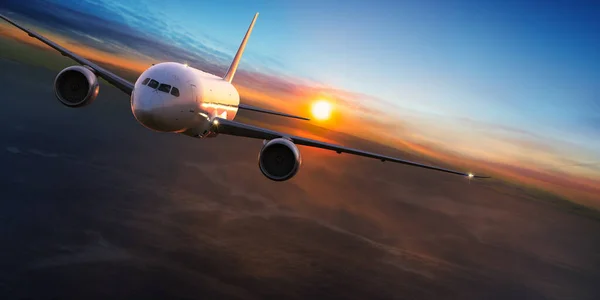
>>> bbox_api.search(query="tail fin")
[223,12,259,83]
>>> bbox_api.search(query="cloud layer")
[0,0,598,207]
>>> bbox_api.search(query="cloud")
[1,0,599,208]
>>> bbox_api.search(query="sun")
[311,100,332,121]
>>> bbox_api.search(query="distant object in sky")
[311,100,332,121]
[0,13,488,181]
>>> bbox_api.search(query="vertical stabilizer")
[223,13,259,83]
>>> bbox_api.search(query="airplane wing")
[238,103,310,121]
[211,117,490,178]
[0,14,134,95]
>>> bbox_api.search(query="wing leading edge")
[211,117,490,179]
[0,14,134,95]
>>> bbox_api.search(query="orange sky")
[1,22,598,209]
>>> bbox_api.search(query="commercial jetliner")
[0,13,488,181]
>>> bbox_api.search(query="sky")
[1,0,599,204]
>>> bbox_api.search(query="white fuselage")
[130,62,239,137]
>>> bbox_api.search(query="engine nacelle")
[54,66,99,107]
[258,138,302,181]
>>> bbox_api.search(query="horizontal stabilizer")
[238,104,310,121]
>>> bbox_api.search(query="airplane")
[0,13,489,181]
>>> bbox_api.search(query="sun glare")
[311,100,332,121]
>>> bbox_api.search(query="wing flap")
[211,118,490,178]
[0,14,134,95]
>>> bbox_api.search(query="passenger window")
[158,84,171,93]
[171,87,180,97]
[148,79,159,89]
[141,78,150,85]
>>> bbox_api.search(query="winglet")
[223,12,259,83]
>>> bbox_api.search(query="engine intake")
[54,65,99,107]
[259,138,302,181]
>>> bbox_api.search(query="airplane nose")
[131,89,168,131]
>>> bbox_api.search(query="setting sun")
[311,100,332,121]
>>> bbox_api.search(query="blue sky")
[2,0,600,177]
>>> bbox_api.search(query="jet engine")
[258,138,302,181]
[53,65,99,107]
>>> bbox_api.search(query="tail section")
[223,12,259,83]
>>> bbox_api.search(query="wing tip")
[0,13,17,24]
[0,13,11,22]
[467,172,491,179]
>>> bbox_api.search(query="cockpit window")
[158,83,171,93]
[148,79,159,89]
[141,78,150,85]
[171,87,180,97]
